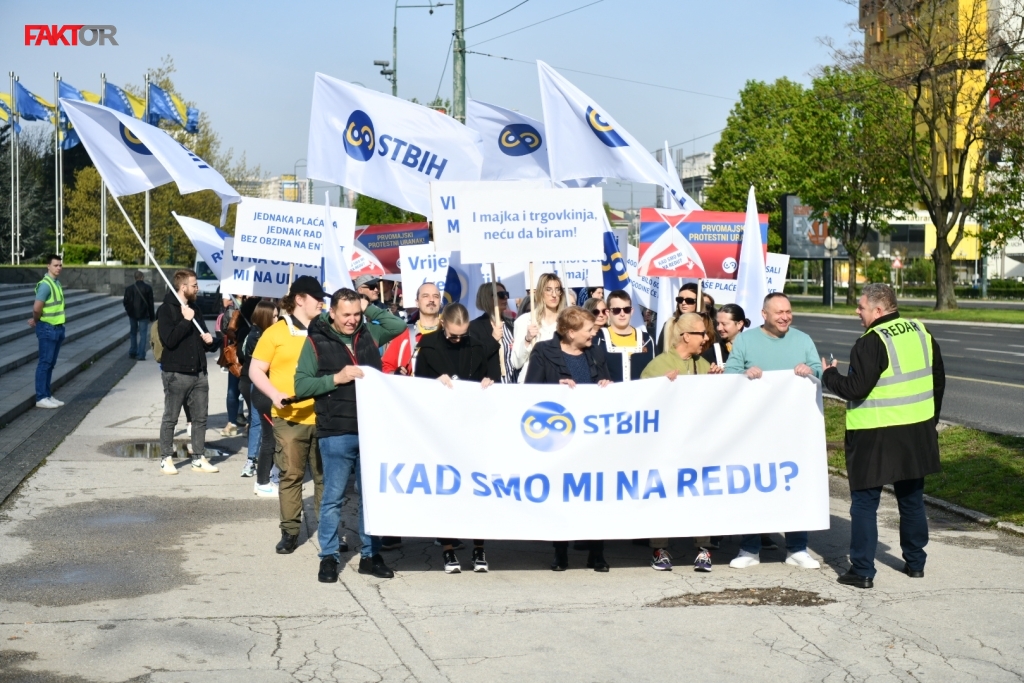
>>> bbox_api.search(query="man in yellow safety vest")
[29,254,67,409]
[822,283,945,589]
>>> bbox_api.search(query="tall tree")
[975,57,1024,253]
[706,78,805,250]
[791,66,918,304]
[854,0,1024,309]
[353,195,424,225]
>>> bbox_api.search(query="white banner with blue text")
[356,369,829,540]
[231,196,356,265]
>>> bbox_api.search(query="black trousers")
[250,385,277,486]
[850,478,928,578]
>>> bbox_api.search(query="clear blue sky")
[2,0,857,210]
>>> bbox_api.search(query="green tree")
[353,194,424,225]
[975,58,1024,254]
[791,67,918,304]
[706,78,806,250]
[63,56,261,265]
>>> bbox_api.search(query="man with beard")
[156,269,218,475]
[381,282,442,376]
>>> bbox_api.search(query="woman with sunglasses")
[642,312,723,572]
[591,289,655,382]
[468,282,517,383]
[582,297,609,328]
[415,303,495,573]
[512,272,569,383]
[657,282,700,352]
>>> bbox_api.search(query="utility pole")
[144,72,151,266]
[100,73,107,265]
[452,0,466,122]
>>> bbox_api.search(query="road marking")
[1011,345,1024,349]
[965,347,1024,357]
[941,353,1024,366]
[946,375,1024,389]
[826,328,859,333]
[935,339,960,343]
[944,331,994,337]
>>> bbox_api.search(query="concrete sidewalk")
[2,360,1023,682]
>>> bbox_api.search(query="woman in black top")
[415,303,494,574]
[466,282,514,383]
[240,301,280,494]
[524,306,612,572]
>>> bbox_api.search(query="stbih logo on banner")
[356,369,829,540]
[343,110,375,161]
[119,124,150,154]
[499,123,543,156]
[585,106,627,147]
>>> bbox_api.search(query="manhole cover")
[112,441,188,459]
[651,587,835,608]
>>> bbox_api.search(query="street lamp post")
[376,1,450,96]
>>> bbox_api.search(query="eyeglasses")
[445,332,467,342]
[543,287,563,295]
[594,308,609,315]
[609,306,632,315]
[495,291,510,300]
[676,297,697,305]
[683,330,709,337]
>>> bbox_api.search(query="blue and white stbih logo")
[585,106,627,147]
[498,123,542,156]
[119,123,152,155]
[343,110,375,161]
[521,402,576,452]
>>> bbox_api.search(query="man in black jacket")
[124,270,155,360]
[822,283,945,589]
[157,269,218,476]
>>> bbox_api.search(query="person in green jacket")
[640,312,722,573]
[30,254,66,409]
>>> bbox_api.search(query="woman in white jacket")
[512,273,568,383]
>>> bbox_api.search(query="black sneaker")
[837,570,873,589]
[551,547,569,571]
[587,552,610,572]
[276,531,299,554]
[359,554,395,579]
[318,557,339,583]
[472,546,489,573]
[443,549,462,574]
[380,536,403,551]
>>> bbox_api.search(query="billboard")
[781,195,848,259]
[639,208,769,280]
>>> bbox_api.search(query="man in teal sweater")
[724,292,823,571]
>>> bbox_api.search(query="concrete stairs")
[0,283,132,429]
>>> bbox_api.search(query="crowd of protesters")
[144,269,941,590]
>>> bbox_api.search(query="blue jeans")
[850,478,928,578]
[226,372,241,424]
[318,434,378,560]
[35,322,66,401]
[247,385,261,461]
[128,317,150,359]
[740,531,808,555]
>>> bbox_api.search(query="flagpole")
[491,263,506,379]
[529,261,537,325]
[8,71,14,264]
[100,73,107,265]
[144,72,151,266]
[53,72,60,254]
[14,76,21,265]
[109,192,204,333]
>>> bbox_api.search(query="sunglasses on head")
[609,306,632,315]
[676,297,697,305]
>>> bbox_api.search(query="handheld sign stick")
[109,193,204,335]
[696,279,703,313]
[529,262,537,325]
[288,263,295,286]
[491,264,506,379]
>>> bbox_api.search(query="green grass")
[824,400,1024,525]
[792,301,1024,325]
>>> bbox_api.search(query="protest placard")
[430,180,549,253]
[232,197,355,265]
[526,259,602,288]
[399,243,451,297]
[219,237,322,297]
[639,208,768,280]
[458,187,605,265]
[356,368,829,540]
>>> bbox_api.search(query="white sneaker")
[49,396,65,406]
[35,397,59,409]
[729,550,761,569]
[191,456,219,473]
[254,481,278,497]
[160,457,179,475]
[785,551,821,569]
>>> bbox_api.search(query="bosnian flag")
[637,208,706,278]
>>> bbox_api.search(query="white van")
[194,257,221,315]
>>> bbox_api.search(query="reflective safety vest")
[35,274,65,326]
[846,316,934,430]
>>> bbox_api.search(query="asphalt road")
[796,314,1024,436]
[790,294,1024,309]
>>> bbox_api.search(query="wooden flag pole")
[529,261,537,325]
[491,263,506,379]
[696,279,703,313]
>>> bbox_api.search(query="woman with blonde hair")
[512,272,568,383]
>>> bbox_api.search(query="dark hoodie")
[415,329,490,382]
[523,335,611,385]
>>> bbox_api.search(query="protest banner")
[637,208,708,278]
[457,187,605,265]
[399,243,451,297]
[355,223,430,273]
[172,212,226,279]
[356,368,829,540]
[232,197,356,265]
[219,237,321,297]
[640,209,769,280]
[348,240,388,279]
[430,180,549,253]
[526,259,602,288]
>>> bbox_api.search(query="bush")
[61,244,101,264]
